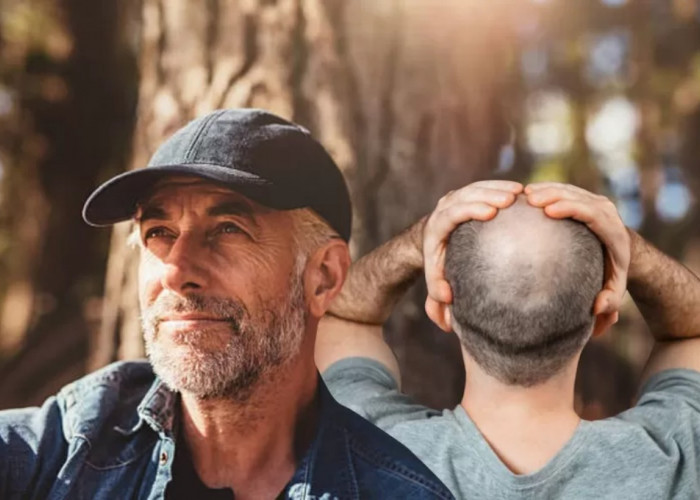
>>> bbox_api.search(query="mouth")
[159,313,229,322]
[159,320,230,330]
[155,315,236,344]
[157,315,234,331]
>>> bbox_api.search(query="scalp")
[475,195,577,307]
[445,195,605,386]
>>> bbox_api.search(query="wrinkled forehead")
[134,175,270,218]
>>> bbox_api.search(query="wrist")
[627,228,652,285]
[409,215,428,269]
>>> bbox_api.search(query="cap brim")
[82,164,272,226]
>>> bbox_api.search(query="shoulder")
[591,370,700,469]
[328,396,454,499]
[0,360,155,441]
[620,369,700,434]
[636,368,700,411]
[0,361,155,497]
[323,357,441,428]
[57,360,156,441]
[0,397,68,498]
[59,360,155,397]
[612,369,700,445]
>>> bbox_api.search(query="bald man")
[316,181,700,499]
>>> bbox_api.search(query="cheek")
[211,244,295,297]
[138,253,162,308]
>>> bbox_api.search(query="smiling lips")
[158,314,230,326]
[160,313,226,321]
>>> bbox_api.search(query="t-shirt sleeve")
[637,368,700,411]
[322,357,441,430]
[617,369,700,475]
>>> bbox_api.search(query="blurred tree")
[95,0,516,408]
[0,0,140,408]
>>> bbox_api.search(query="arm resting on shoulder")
[315,218,426,381]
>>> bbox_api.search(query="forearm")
[328,217,426,324]
[627,229,700,341]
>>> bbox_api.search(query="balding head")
[445,195,604,386]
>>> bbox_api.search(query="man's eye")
[144,227,172,240]
[216,222,244,235]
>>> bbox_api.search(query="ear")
[591,311,618,338]
[304,239,351,320]
[425,297,453,333]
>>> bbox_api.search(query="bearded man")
[0,109,453,500]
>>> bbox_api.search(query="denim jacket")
[0,361,453,499]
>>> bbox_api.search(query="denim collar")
[137,379,177,436]
[287,379,357,499]
[134,376,357,499]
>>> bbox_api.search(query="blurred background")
[0,0,697,418]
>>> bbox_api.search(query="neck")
[460,348,581,475]
[178,343,319,496]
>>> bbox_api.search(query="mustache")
[146,293,247,325]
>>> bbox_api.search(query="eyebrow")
[207,201,259,227]
[135,200,259,227]
[136,204,167,223]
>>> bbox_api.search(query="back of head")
[445,196,604,387]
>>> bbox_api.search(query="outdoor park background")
[0,0,697,418]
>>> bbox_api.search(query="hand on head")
[423,180,524,331]
[525,182,630,332]
[423,181,630,334]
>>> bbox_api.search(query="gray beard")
[141,270,307,402]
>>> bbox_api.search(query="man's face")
[137,177,307,400]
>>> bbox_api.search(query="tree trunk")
[99,0,514,408]
[0,0,140,408]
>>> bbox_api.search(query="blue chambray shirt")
[0,361,453,499]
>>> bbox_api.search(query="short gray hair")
[289,208,340,260]
[445,208,604,387]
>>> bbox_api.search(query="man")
[317,181,700,498]
[0,109,454,499]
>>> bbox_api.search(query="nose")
[160,231,207,294]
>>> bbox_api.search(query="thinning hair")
[445,198,604,387]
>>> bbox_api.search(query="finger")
[424,203,497,300]
[541,199,597,224]
[424,202,498,256]
[546,198,629,303]
[593,254,627,317]
[439,187,518,210]
[542,199,629,268]
[525,182,592,196]
[468,180,524,193]
[526,187,594,208]
[438,187,521,212]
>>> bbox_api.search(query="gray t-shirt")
[323,357,700,499]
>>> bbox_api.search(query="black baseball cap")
[82,108,352,241]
